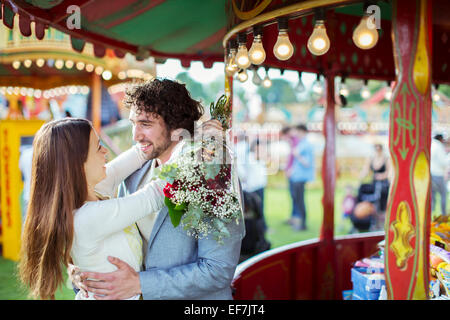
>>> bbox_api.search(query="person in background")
[359,143,392,230]
[249,138,268,231]
[431,134,448,216]
[19,141,33,220]
[289,124,315,231]
[237,137,268,231]
[280,126,299,226]
[342,184,356,220]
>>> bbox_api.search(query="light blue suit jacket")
[118,160,245,300]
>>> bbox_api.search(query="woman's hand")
[195,119,224,140]
[67,263,89,298]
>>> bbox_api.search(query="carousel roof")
[0,20,155,90]
[2,0,450,84]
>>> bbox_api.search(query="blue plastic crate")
[351,267,385,300]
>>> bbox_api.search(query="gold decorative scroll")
[390,201,415,269]
[232,0,273,20]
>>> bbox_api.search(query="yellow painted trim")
[413,0,430,95]
[232,0,273,20]
[411,151,430,299]
[0,120,45,261]
[223,0,354,48]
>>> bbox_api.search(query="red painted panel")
[233,233,384,300]
[294,246,316,299]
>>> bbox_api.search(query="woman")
[359,143,392,229]
[18,118,169,300]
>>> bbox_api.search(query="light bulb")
[433,92,440,102]
[102,70,112,80]
[76,61,85,70]
[65,60,74,69]
[237,69,248,82]
[12,61,21,69]
[385,88,392,100]
[252,69,262,85]
[262,75,272,88]
[273,30,294,60]
[339,83,349,97]
[55,59,64,69]
[225,49,238,77]
[361,85,371,99]
[24,59,32,68]
[36,58,45,67]
[307,21,330,56]
[118,71,127,80]
[85,64,94,72]
[236,43,251,69]
[312,80,323,95]
[95,66,104,75]
[249,35,266,65]
[353,16,379,49]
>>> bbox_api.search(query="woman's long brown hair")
[18,118,92,299]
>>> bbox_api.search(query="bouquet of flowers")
[155,95,242,244]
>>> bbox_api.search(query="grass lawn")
[264,175,352,248]
[0,256,75,300]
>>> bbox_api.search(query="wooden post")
[316,72,337,299]
[385,0,432,300]
[91,73,102,132]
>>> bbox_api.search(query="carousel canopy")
[0,20,155,90]
[2,0,449,84]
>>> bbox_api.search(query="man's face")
[129,107,173,160]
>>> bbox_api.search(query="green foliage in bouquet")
[209,94,232,130]
[164,196,186,228]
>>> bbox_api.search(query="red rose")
[163,183,175,199]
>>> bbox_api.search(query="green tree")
[256,78,297,105]
[175,72,209,104]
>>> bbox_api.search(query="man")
[280,126,300,226]
[431,134,448,216]
[289,124,315,231]
[236,137,268,231]
[79,79,245,299]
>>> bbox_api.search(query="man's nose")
[133,126,143,142]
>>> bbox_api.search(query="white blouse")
[70,145,165,300]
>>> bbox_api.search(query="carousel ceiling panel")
[5,0,228,62]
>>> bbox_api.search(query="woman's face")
[84,129,108,188]
[375,145,383,154]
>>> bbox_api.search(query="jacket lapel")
[147,206,169,250]
[125,159,153,194]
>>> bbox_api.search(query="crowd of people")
[236,123,316,239]
[236,125,448,242]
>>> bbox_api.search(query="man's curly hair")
[124,78,204,135]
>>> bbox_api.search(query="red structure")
[233,232,384,299]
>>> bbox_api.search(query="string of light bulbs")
[225,4,380,84]
[9,58,152,82]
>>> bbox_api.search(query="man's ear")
[170,128,191,142]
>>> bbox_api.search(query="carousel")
[0,16,155,261]
[1,0,449,300]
